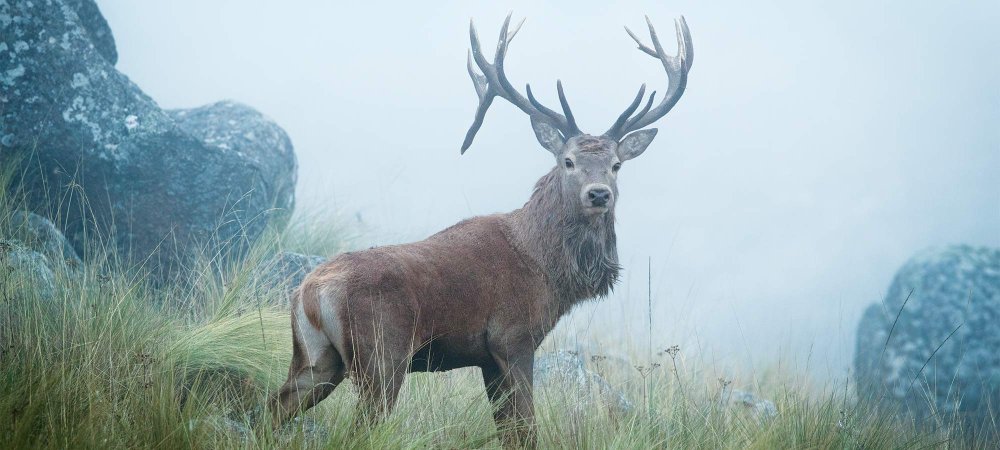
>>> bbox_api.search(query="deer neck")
[508,167,621,306]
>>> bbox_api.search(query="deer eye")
[612,162,622,172]
[564,158,575,169]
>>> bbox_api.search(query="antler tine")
[678,15,693,67]
[604,84,646,137]
[527,80,581,137]
[525,84,567,127]
[468,19,488,74]
[461,20,496,153]
[493,16,572,135]
[629,90,656,126]
[466,51,488,99]
[462,15,578,153]
[493,14,513,69]
[624,26,658,58]
[609,15,693,137]
[508,17,526,43]
[460,79,495,153]
[556,80,581,136]
[492,15,543,119]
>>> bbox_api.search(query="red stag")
[269,14,694,446]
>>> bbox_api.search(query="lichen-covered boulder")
[0,0,296,277]
[8,211,82,273]
[256,251,326,306]
[534,350,633,419]
[855,245,1000,429]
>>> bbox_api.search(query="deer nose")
[587,187,612,207]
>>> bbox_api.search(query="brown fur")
[575,136,610,154]
[300,286,324,329]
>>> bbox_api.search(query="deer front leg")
[483,349,537,448]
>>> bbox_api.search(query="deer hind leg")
[351,337,410,428]
[269,306,345,425]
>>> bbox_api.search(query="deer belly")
[408,334,489,372]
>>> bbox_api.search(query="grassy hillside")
[0,170,979,449]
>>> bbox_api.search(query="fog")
[99,1,999,378]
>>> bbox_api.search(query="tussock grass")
[0,167,987,449]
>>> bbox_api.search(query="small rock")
[217,416,251,441]
[719,387,778,420]
[256,251,326,306]
[534,350,633,418]
[209,413,326,444]
[0,239,56,299]
[8,211,82,274]
[288,416,329,442]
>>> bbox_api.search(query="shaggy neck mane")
[510,167,621,307]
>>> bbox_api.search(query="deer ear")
[618,128,658,161]
[530,115,565,154]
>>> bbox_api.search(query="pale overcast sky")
[99,0,999,378]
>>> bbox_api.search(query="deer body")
[304,212,557,376]
[270,15,693,447]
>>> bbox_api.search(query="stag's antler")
[604,16,693,140]
[462,14,581,154]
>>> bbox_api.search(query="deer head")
[462,15,693,217]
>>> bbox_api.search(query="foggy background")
[99,1,999,379]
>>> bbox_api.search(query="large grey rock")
[0,0,296,277]
[0,239,56,299]
[855,245,1000,429]
[534,350,633,418]
[8,211,82,273]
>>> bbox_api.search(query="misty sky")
[99,1,999,379]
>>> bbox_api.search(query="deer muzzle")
[582,184,614,213]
